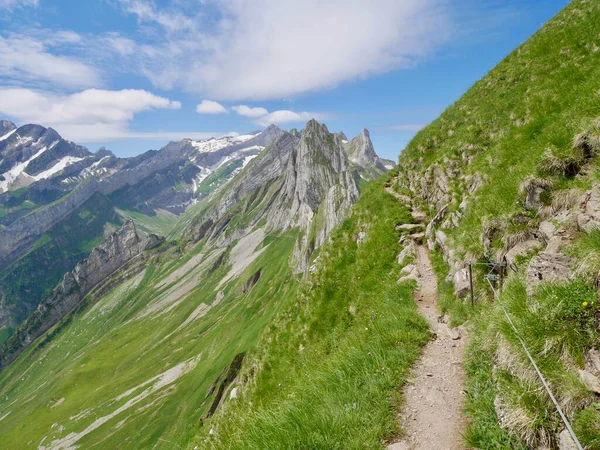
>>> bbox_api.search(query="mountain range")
[0,120,392,347]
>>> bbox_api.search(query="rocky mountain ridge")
[0,123,284,343]
[185,119,375,273]
[0,221,164,369]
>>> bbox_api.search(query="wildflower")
[583,301,589,307]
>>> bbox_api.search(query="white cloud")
[232,105,269,118]
[0,35,100,89]
[120,0,452,100]
[0,0,38,10]
[102,35,137,56]
[255,110,324,127]
[196,100,228,114]
[0,88,183,141]
[231,104,325,126]
[118,0,196,32]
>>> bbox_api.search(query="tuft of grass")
[538,145,587,178]
[573,119,600,159]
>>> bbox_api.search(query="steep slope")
[390,1,600,448]
[0,120,388,449]
[0,220,164,369]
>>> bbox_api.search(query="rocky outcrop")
[576,184,600,231]
[526,251,571,293]
[519,177,553,210]
[0,221,163,369]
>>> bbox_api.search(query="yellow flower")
[582,301,589,307]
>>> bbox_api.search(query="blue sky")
[0,0,568,160]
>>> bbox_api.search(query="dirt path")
[389,245,467,450]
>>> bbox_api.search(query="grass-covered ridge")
[194,176,430,449]
[400,0,600,254]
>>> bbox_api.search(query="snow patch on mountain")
[0,129,16,142]
[30,156,86,181]
[0,146,47,193]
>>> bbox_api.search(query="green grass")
[0,226,300,449]
[193,177,430,449]
[115,207,177,236]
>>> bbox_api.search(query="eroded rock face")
[0,221,163,369]
[504,239,542,271]
[526,251,571,293]
[269,120,360,273]
[577,184,600,231]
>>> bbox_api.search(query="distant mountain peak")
[0,120,16,138]
[344,127,386,171]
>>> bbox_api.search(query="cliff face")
[0,221,163,369]
[268,120,360,272]
[344,128,387,172]
[187,120,369,274]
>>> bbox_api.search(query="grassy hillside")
[0,222,299,448]
[397,1,600,447]
[191,176,430,449]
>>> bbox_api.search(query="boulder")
[396,223,424,232]
[504,239,542,271]
[397,243,415,266]
[579,369,600,394]
[453,267,471,298]
[526,251,571,293]
[558,429,579,450]
[397,264,419,284]
[435,230,448,252]
[410,210,427,223]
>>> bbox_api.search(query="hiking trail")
[386,185,468,450]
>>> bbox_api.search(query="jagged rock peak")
[345,128,386,170]
[268,119,359,272]
[96,146,116,158]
